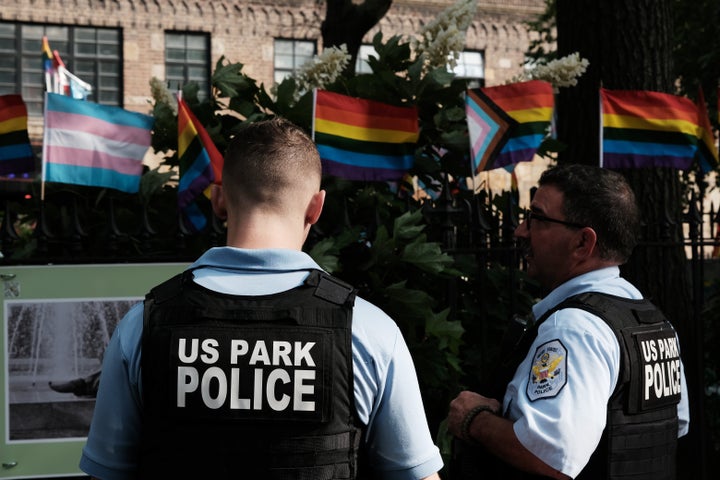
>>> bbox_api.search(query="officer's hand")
[447,390,500,439]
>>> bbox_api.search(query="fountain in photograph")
[4,297,136,440]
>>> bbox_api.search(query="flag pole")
[598,87,604,168]
[40,92,48,202]
[311,88,317,141]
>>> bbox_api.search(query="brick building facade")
[2,0,550,197]
[2,0,545,135]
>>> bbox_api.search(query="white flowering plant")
[413,0,478,72]
[291,44,351,100]
[511,52,590,88]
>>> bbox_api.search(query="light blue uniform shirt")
[79,247,443,480]
[504,266,690,478]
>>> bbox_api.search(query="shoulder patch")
[527,339,567,401]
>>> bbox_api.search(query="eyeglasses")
[523,210,586,230]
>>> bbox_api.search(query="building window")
[165,32,211,101]
[0,22,121,116]
[355,44,377,75]
[452,50,485,89]
[273,39,316,84]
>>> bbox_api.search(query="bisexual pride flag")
[600,88,700,170]
[42,92,154,193]
[0,94,35,176]
[312,90,419,181]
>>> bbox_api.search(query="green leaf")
[139,167,175,205]
[384,281,435,316]
[425,308,464,353]
[308,237,340,273]
[212,57,254,99]
[439,129,470,152]
[401,240,454,274]
[228,97,260,119]
[419,67,456,94]
[369,224,394,260]
[393,209,426,242]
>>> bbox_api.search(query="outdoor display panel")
[0,263,186,479]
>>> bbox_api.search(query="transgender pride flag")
[313,90,419,181]
[42,92,154,193]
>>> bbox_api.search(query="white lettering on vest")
[230,368,250,409]
[201,366,226,409]
[249,341,271,365]
[177,366,199,407]
[273,341,292,366]
[201,339,219,364]
[294,370,316,411]
[175,337,320,412]
[644,359,681,401]
[266,369,291,410]
[178,337,219,364]
[640,339,657,362]
[294,341,315,366]
[175,366,318,411]
[230,340,249,364]
[178,338,198,363]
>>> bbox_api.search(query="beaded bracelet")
[460,404,498,443]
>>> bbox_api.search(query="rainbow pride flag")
[312,90,419,181]
[480,80,554,169]
[601,88,700,170]
[465,88,516,173]
[42,92,154,193]
[695,87,719,174]
[177,95,224,232]
[42,36,55,93]
[0,94,35,177]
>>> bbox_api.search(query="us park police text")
[640,336,681,401]
[175,337,318,412]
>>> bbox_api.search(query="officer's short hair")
[539,164,641,263]
[223,117,321,207]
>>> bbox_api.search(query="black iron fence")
[0,176,718,479]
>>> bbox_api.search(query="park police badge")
[527,339,567,401]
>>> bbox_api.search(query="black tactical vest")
[563,293,681,480]
[452,292,682,480]
[138,269,363,480]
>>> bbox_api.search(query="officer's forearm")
[467,410,570,480]
[420,473,441,480]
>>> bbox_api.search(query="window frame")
[355,44,377,75]
[0,21,122,116]
[164,31,212,101]
[273,38,317,84]
[452,50,485,89]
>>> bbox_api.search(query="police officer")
[447,164,689,480]
[80,118,443,480]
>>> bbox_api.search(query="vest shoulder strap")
[145,272,184,304]
[544,292,667,331]
[304,269,357,307]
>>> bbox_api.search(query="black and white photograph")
[5,298,137,442]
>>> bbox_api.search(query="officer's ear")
[211,184,227,220]
[305,190,325,225]
[575,226,598,258]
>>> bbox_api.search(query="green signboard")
[0,263,186,479]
